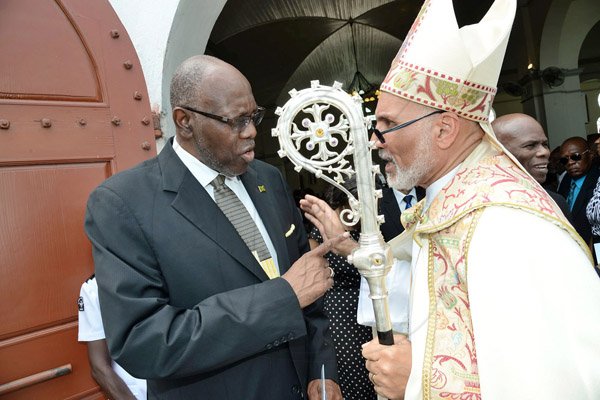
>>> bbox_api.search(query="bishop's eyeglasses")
[368,110,444,144]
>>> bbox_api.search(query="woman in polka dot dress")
[308,178,376,400]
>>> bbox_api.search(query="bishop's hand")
[299,194,358,257]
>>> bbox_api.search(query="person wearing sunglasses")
[85,55,344,400]
[301,0,600,399]
[557,136,599,244]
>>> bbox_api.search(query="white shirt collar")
[172,137,239,188]
[392,187,418,210]
[424,164,461,211]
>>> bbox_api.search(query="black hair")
[324,176,358,209]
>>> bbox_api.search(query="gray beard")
[382,133,433,191]
[193,134,250,177]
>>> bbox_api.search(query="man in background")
[378,177,426,242]
[493,113,571,221]
[78,275,146,399]
[557,136,599,243]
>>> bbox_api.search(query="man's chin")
[386,175,404,191]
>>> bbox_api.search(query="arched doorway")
[0,0,155,398]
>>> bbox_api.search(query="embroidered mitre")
[381,0,520,171]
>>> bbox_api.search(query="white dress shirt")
[356,186,421,333]
[172,138,279,274]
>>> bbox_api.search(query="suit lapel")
[380,187,425,234]
[381,188,402,233]
[241,167,291,273]
[558,175,571,198]
[161,141,269,281]
[416,186,426,202]
[572,168,599,216]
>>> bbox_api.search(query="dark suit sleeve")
[85,186,308,380]
[276,173,339,383]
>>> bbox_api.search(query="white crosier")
[274,81,396,346]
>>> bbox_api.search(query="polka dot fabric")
[310,227,376,400]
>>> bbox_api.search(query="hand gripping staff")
[273,81,395,346]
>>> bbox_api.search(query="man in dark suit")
[492,113,573,223]
[85,55,343,399]
[557,136,600,244]
[379,184,426,242]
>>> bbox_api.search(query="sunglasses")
[179,105,265,133]
[559,149,590,165]
[368,110,444,144]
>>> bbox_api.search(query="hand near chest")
[282,233,349,308]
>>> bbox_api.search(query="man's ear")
[173,108,193,137]
[435,112,460,150]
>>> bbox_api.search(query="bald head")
[170,55,251,111]
[492,113,550,183]
[561,136,588,150]
[169,55,259,177]
[493,114,544,144]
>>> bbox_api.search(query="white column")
[543,75,588,148]
[161,0,228,144]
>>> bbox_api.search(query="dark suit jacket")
[546,189,573,224]
[379,186,426,242]
[85,139,337,399]
[558,167,600,244]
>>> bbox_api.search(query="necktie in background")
[403,194,414,211]
[211,175,278,278]
[566,180,577,211]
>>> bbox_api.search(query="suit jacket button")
[291,384,301,394]
[288,332,294,340]
[266,343,273,350]
[273,339,280,347]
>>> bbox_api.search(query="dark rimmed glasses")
[179,105,265,133]
[369,110,444,144]
[559,149,590,165]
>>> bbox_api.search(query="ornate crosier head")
[273,80,384,230]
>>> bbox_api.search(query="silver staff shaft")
[274,81,395,345]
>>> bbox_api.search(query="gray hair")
[169,55,221,109]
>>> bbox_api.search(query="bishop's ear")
[435,112,460,150]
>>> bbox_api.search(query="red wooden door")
[0,1,156,398]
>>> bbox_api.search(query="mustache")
[241,140,255,153]
[378,149,392,162]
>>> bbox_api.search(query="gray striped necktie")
[211,175,277,278]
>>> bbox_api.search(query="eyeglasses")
[179,105,265,133]
[369,110,444,144]
[559,149,590,165]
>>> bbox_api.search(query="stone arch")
[540,0,600,69]
[161,0,227,140]
[539,0,600,146]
